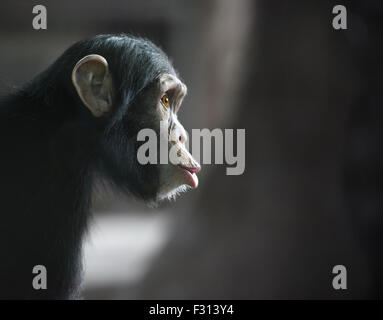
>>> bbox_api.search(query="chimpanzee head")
[66,34,200,202]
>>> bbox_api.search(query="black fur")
[0,34,175,299]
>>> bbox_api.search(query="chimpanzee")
[0,34,200,299]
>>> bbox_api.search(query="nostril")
[179,135,186,143]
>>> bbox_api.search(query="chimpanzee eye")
[161,94,170,108]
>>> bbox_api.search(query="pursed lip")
[177,164,201,174]
[177,164,201,188]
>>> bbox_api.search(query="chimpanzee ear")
[71,54,113,117]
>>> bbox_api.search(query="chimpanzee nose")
[178,132,187,144]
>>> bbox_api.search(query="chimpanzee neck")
[0,93,96,299]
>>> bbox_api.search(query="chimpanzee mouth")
[177,164,201,188]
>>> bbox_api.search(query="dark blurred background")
[0,0,382,299]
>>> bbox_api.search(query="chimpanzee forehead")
[158,73,187,96]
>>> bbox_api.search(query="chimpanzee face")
[72,55,201,202]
